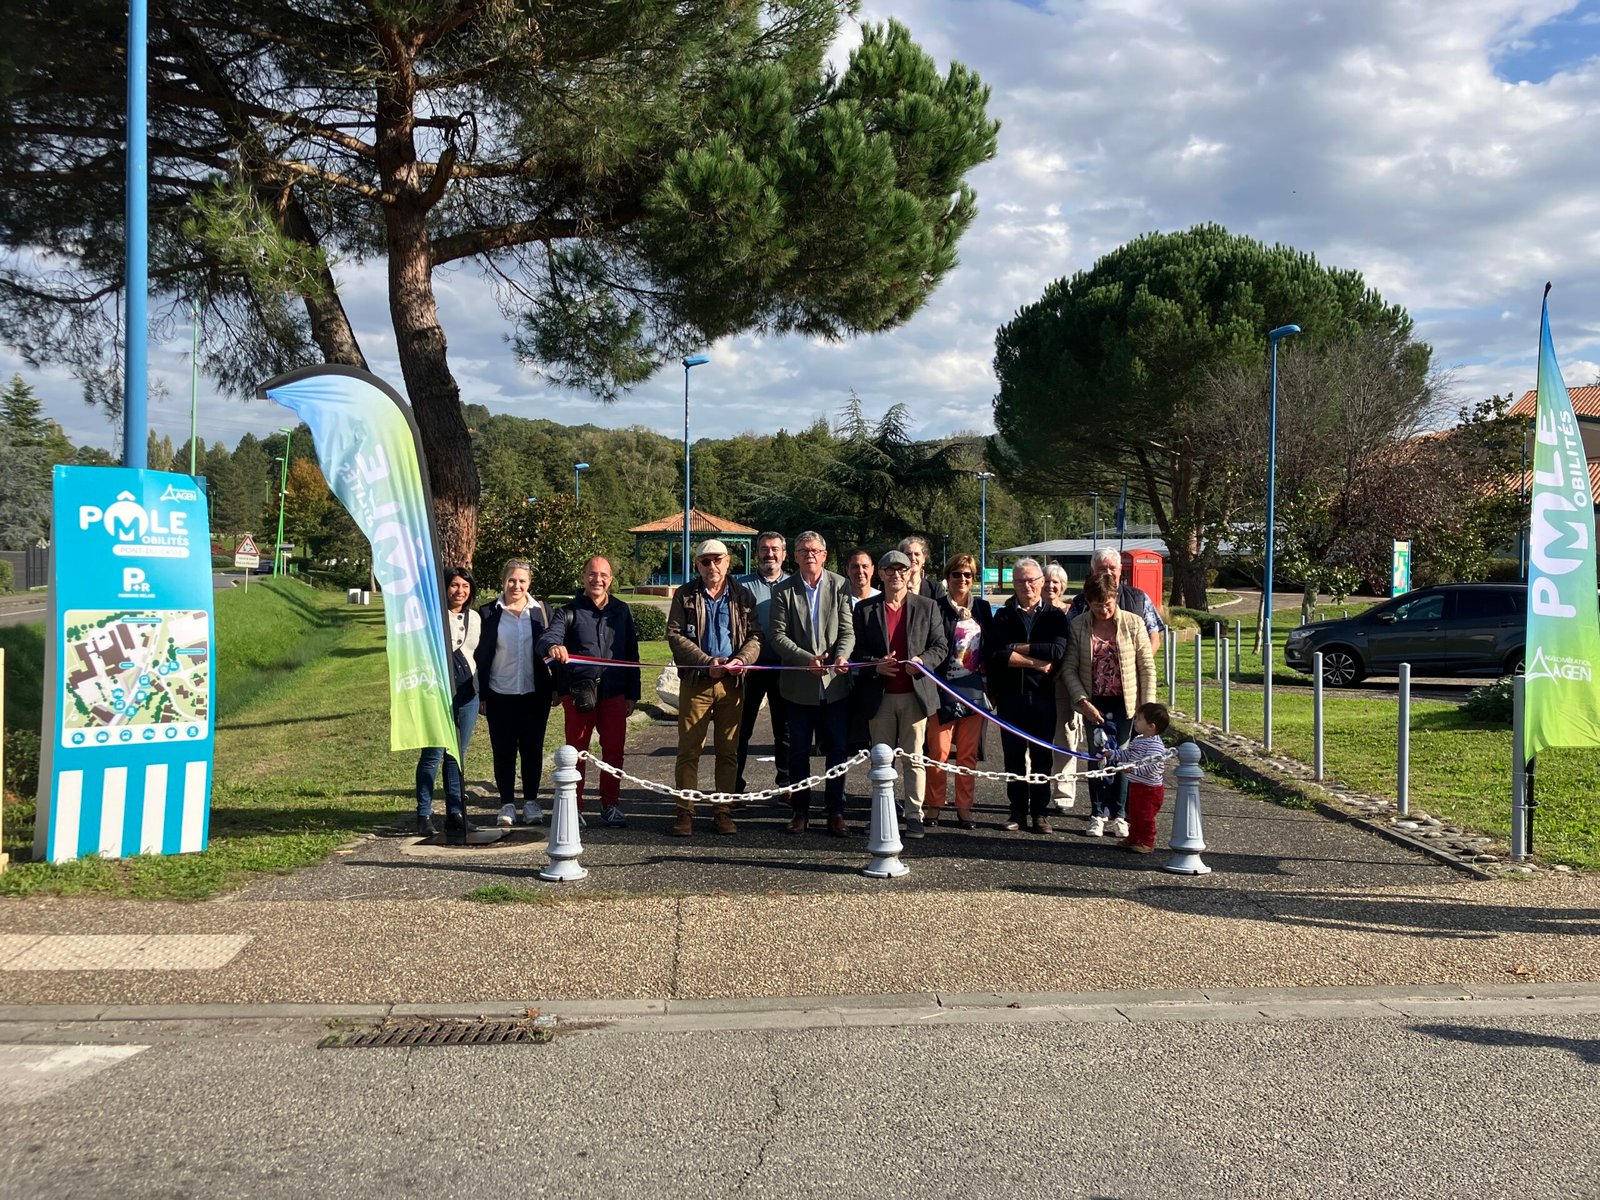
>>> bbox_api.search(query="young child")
[1099,701,1170,853]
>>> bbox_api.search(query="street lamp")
[574,461,590,505]
[1263,322,1301,751]
[682,354,710,584]
[273,427,293,577]
[188,297,201,477]
[976,471,996,595]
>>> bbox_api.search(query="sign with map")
[36,468,217,863]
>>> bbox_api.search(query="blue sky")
[7,0,1600,454]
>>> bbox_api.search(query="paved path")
[1,711,1596,1009]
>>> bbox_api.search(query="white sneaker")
[522,801,543,826]
[1085,816,1106,838]
[1109,818,1130,840]
[497,803,516,827]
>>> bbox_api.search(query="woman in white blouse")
[415,567,482,838]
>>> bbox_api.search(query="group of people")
[414,535,1173,852]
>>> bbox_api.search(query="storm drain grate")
[320,1017,555,1049]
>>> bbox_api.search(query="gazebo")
[629,508,760,588]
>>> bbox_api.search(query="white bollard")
[862,743,908,878]
[347,587,360,604]
[1221,639,1231,733]
[1397,662,1411,817]
[360,589,372,605]
[539,745,588,883]
[1213,621,1222,680]
[1167,636,1176,708]
[1312,651,1324,781]
[1162,742,1211,875]
[1234,620,1242,677]
[1193,636,1203,723]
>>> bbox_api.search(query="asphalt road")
[1,1005,1594,1199]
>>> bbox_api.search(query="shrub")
[632,604,666,641]
[1464,676,1514,724]
[0,559,13,593]
[5,727,39,797]
[1169,607,1226,630]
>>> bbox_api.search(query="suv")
[1283,584,1525,686]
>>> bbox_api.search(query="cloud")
[13,0,1600,458]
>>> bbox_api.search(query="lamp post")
[682,354,710,584]
[574,461,589,505]
[188,297,200,477]
[1263,323,1301,751]
[1043,513,1051,547]
[976,471,995,595]
[1087,492,1099,549]
[273,427,293,577]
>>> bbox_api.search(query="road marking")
[0,1044,148,1105]
[0,934,250,971]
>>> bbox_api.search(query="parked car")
[1283,583,1525,686]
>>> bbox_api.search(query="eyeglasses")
[796,547,825,557]
[697,557,724,565]
[948,571,973,579]
[1017,576,1043,586]
[880,565,908,574]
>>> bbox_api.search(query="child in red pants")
[1099,702,1170,853]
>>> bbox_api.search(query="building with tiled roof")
[628,509,760,586]
[1508,386,1600,500]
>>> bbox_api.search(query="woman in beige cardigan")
[1063,573,1157,838]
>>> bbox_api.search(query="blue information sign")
[35,468,216,863]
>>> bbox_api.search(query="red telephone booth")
[1121,550,1165,614]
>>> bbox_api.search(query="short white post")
[1233,620,1242,676]
[539,745,588,883]
[1397,662,1411,817]
[1221,639,1231,733]
[1193,635,1203,723]
[1166,635,1176,708]
[1213,621,1222,680]
[863,743,908,878]
[1511,674,1527,861]
[1312,651,1325,781]
[1162,742,1210,875]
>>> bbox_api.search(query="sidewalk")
[1,710,1596,1009]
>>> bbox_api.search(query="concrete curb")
[1181,727,1498,881]
[4,982,1599,1036]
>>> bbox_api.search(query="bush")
[632,604,666,641]
[0,559,13,593]
[1169,607,1227,630]
[5,727,39,797]
[1463,676,1514,724]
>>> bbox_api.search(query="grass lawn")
[0,581,683,899]
[1167,614,1600,870]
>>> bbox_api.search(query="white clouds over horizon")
[8,0,1600,453]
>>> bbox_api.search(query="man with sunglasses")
[666,539,763,837]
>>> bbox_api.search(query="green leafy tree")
[475,492,603,603]
[0,373,50,445]
[991,224,1428,608]
[0,430,52,546]
[2,2,998,567]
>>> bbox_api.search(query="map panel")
[60,609,211,749]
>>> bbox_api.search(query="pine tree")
[0,373,49,446]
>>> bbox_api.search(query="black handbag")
[569,675,600,712]
[938,674,991,722]
[451,646,475,705]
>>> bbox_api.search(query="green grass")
[1169,615,1600,869]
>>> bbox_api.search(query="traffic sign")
[234,534,260,570]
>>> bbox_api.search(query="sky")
[7,0,1600,455]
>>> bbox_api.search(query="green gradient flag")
[260,366,455,753]
[1524,286,1600,759]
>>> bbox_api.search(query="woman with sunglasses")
[924,553,993,828]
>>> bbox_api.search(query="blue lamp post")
[976,471,995,595]
[1263,322,1301,751]
[574,461,589,505]
[682,354,710,584]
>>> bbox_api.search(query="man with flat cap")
[666,538,762,837]
[851,549,949,838]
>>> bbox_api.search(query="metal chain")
[573,746,1173,805]
[576,748,872,807]
[893,747,1173,784]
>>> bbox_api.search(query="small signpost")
[234,534,260,590]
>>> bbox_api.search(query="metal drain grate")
[320,1018,554,1049]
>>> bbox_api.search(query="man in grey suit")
[769,530,856,836]
[851,549,949,839]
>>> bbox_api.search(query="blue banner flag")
[36,468,216,863]
[260,366,455,753]
[1524,285,1600,759]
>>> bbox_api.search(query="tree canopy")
[990,224,1431,608]
[1,0,998,565]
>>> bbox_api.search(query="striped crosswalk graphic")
[47,758,211,862]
